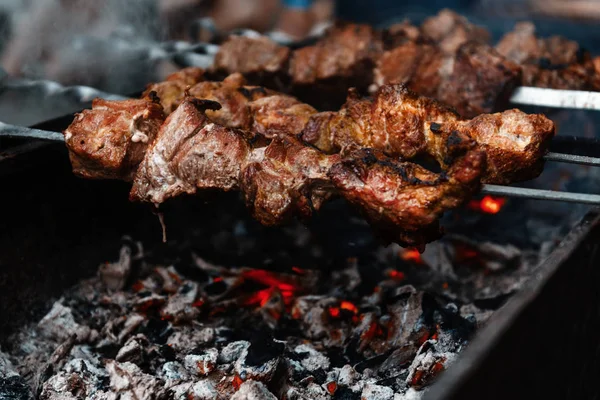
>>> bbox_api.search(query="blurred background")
[0,0,599,96]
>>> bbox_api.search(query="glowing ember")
[329,307,341,318]
[232,374,244,391]
[399,249,423,264]
[131,281,145,292]
[326,381,338,395]
[340,301,358,314]
[388,270,406,281]
[241,269,300,308]
[291,266,306,274]
[469,195,506,214]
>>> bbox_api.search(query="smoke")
[0,0,173,94]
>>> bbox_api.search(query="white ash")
[294,344,330,372]
[187,379,220,400]
[38,302,94,343]
[105,360,168,399]
[99,245,132,291]
[166,324,215,354]
[184,349,219,377]
[230,380,277,400]
[3,236,517,399]
[362,383,395,400]
[218,341,250,364]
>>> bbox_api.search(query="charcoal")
[183,349,219,377]
[105,360,168,399]
[187,379,220,399]
[167,325,215,354]
[99,245,133,291]
[294,344,331,373]
[158,361,189,387]
[160,282,200,324]
[37,303,94,343]
[218,341,250,364]
[115,334,149,365]
[362,383,395,400]
[230,380,276,400]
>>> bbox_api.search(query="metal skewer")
[2,123,600,206]
[482,185,600,206]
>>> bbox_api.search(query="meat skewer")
[203,10,600,116]
[61,94,485,250]
[144,70,555,185]
[4,120,600,207]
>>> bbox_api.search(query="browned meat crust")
[142,72,549,185]
[330,147,485,248]
[142,67,206,114]
[420,9,490,54]
[496,22,600,90]
[129,97,485,248]
[302,84,554,184]
[211,35,291,90]
[63,96,165,181]
[373,41,521,117]
[188,73,317,138]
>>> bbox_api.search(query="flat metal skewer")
[482,184,600,206]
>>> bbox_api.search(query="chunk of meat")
[142,67,205,113]
[420,9,491,54]
[302,84,554,184]
[330,148,486,250]
[63,97,165,181]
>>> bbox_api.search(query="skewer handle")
[0,122,64,142]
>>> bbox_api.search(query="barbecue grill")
[2,15,600,400]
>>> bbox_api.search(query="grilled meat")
[496,22,600,90]
[302,84,554,184]
[373,41,521,117]
[63,96,165,181]
[129,96,485,248]
[188,73,317,138]
[142,67,206,114]
[140,71,553,185]
[330,147,485,249]
[211,35,291,90]
[420,9,490,54]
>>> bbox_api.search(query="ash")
[1,206,551,400]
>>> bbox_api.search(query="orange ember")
[291,266,306,275]
[131,281,145,292]
[469,195,506,214]
[399,249,423,264]
[213,277,223,283]
[232,374,244,391]
[388,270,406,281]
[241,269,300,307]
[340,301,358,314]
[326,381,338,395]
[329,307,341,318]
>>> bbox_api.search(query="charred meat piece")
[63,97,165,181]
[373,42,521,117]
[420,9,491,54]
[496,22,599,90]
[188,73,317,138]
[142,67,205,113]
[330,148,485,250]
[211,35,291,89]
[129,97,484,248]
[302,84,554,184]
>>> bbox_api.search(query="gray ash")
[1,211,548,400]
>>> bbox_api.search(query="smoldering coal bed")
[2,132,598,400]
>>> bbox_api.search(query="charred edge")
[188,98,222,112]
[237,86,268,100]
[447,131,464,147]
[429,122,442,134]
[148,91,161,105]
